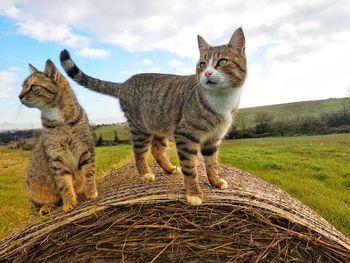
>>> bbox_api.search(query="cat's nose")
[204,71,213,78]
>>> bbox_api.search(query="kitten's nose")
[204,71,213,78]
[18,93,25,100]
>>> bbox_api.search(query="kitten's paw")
[62,199,78,212]
[172,166,181,175]
[39,204,55,215]
[186,194,203,205]
[218,178,228,189]
[85,190,98,200]
[142,173,155,183]
[210,177,229,189]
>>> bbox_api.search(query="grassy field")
[219,134,350,236]
[0,134,349,237]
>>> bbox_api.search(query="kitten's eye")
[218,59,228,66]
[30,84,38,91]
[199,62,207,70]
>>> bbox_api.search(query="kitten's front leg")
[201,143,228,189]
[50,158,77,212]
[79,150,98,199]
[175,132,203,205]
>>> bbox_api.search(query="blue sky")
[1,0,350,130]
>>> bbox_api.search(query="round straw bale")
[0,161,349,262]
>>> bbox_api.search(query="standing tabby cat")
[60,27,246,205]
[19,59,98,214]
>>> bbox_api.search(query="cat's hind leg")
[25,177,60,215]
[130,127,154,182]
[151,135,179,175]
[201,142,228,189]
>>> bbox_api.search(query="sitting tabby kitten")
[60,27,246,205]
[19,59,98,214]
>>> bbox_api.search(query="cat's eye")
[218,59,228,66]
[199,62,207,70]
[30,84,38,91]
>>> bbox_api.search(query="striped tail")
[59,49,122,97]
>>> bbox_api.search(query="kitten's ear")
[44,59,60,81]
[29,64,38,73]
[197,35,210,52]
[228,27,245,53]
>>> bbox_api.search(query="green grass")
[95,145,132,178]
[0,147,32,236]
[0,134,349,238]
[219,133,350,236]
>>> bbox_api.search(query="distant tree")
[341,86,350,124]
[33,129,41,144]
[96,133,103,146]
[114,130,120,143]
[255,112,273,134]
[298,116,324,134]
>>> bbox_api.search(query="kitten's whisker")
[15,104,24,122]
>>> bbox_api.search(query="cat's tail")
[59,49,121,97]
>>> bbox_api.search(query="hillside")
[1,97,349,145]
[235,97,349,129]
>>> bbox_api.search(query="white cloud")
[142,59,153,65]
[241,38,350,108]
[169,59,195,75]
[75,48,109,58]
[169,59,183,67]
[2,0,350,60]
[1,0,350,108]
[0,67,20,97]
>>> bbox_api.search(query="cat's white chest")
[41,107,64,122]
[204,87,241,117]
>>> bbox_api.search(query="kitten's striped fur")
[60,28,246,205]
[19,60,98,214]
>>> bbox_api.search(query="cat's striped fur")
[60,28,246,205]
[19,60,98,214]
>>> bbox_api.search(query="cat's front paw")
[186,194,203,205]
[142,173,155,183]
[62,199,78,212]
[85,190,98,200]
[39,204,55,215]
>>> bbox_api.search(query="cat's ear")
[44,59,60,81]
[228,27,245,53]
[28,64,38,73]
[197,35,211,52]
